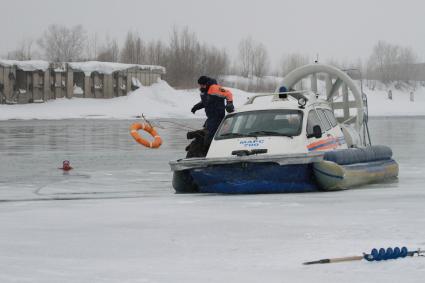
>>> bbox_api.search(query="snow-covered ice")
[1,76,424,282]
[0,118,424,283]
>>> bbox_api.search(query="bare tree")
[367,40,399,83]
[97,37,120,62]
[145,40,167,66]
[120,32,136,63]
[166,26,201,87]
[134,35,146,64]
[111,39,120,62]
[118,27,228,87]
[238,37,255,77]
[237,37,270,78]
[120,31,146,64]
[38,24,87,62]
[368,41,387,82]
[367,40,418,84]
[85,32,99,60]
[7,38,35,60]
[252,42,269,77]
[280,53,309,76]
[396,46,417,83]
[197,46,229,79]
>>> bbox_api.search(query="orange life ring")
[130,122,162,148]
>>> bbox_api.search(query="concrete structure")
[0,60,50,104]
[0,63,15,104]
[67,62,165,99]
[0,60,166,104]
[51,63,67,99]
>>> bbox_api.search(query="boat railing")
[245,90,311,105]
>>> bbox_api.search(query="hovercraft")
[169,64,398,193]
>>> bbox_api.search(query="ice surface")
[0,118,424,282]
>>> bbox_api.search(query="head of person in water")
[62,160,72,171]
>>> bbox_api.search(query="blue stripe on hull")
[190,163,318,194]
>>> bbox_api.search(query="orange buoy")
[130,122,162,148]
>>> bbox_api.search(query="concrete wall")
[0,67,4,104]
[43,71,51,101]
[53,72,65,99]
[0,66,15,104]
[0,62,166,104]
[103,75,113,99]
[92,73,103,98]
[84,76,92,98]
[32,71,44,102]
[66,70,73,99]
[0,66,6,103]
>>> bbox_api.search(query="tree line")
[5,24,422,89]
[366,40,419,87]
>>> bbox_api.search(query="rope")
[154,120,198,131]
[136,114,199,131]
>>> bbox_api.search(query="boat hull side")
[313,159,399,191]
[190,162,318,194]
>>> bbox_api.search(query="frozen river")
[0,118,425,283]
[0,119,204,201]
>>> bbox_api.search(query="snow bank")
[0,80,251,120]
[0,80,424,120]
[366,87,425,116]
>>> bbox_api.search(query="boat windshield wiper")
[246,131,294,138]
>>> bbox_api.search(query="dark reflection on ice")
[0,117,424,201]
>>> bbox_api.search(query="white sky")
[1,0,424,67]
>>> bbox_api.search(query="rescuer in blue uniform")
[191,76,234,146]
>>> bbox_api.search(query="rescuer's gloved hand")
[191,106,197,114]
[225,102,235,113]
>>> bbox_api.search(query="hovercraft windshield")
[215,109,303,140]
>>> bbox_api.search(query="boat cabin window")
[324,109,338,127]
[307,110,322,137]
[215,110,303,140]
[317,109,332,131]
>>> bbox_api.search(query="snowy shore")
[0,80,424,120]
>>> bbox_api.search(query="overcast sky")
[1,0,424,67]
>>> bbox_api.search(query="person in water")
[59,160,73,171]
